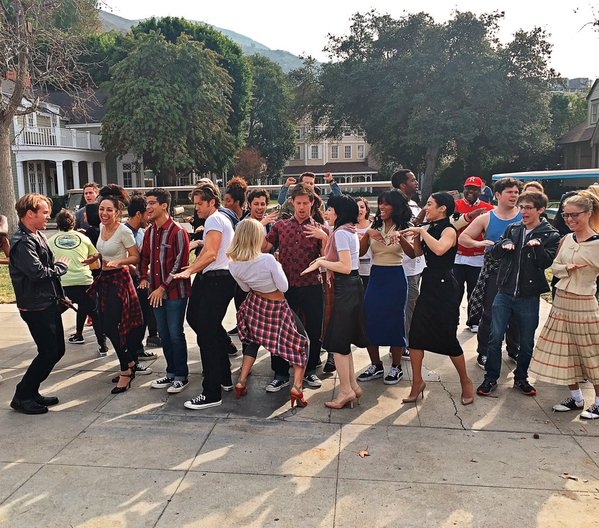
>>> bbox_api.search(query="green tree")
[310,10,556,199]
[246,55,296,180]
[0,0,99,231]
[132,17,252,169]
[100,32,235,186]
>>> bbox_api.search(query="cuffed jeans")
[186,272,235,400]
[15,305,65,400]
[484,293,539,383]
[154,298,189,381]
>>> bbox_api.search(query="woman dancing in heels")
[400,192,474,405]
[228,219,308,408]
[302,195,369,409]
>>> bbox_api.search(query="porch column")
[16,161,25,197]
[72,161,80,189]
[100,162,107,186]
[56,161,65,195]
[87,161,94,183]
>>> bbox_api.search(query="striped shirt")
[140,217,191,300]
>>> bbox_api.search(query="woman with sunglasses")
[531,191,599,420]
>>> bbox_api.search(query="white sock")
[570,389,584,402]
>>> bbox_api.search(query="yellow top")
[369,224,404,266]
[552,233,599,296]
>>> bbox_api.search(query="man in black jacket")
[9,194,69,414]
[477,190,560,398]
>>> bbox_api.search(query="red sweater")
[455,199,494,257]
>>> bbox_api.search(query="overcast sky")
[104,0,599,80]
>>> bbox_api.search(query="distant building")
[558,78,599,169]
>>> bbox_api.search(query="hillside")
[99,10,305,73]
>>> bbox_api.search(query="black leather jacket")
[490,218,560,297]
[9,222,68,310]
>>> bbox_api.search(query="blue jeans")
[485,293,539,383]
[154,298,189,381]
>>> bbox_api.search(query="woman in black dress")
[400,192,474,405]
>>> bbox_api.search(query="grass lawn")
[0,264,15,304]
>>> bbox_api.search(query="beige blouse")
[552,233,599,296]
[369,225,404,266]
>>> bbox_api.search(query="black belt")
[203,269,230,278]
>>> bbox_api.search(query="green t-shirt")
[47,231,97,287]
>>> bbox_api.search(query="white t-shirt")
[334,229,359,270]
[229,253,288,293]
[203,211,234,273]
[357,225,373,276]
[96,223,136,261]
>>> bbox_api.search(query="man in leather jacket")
[9,194,69,414]
[476,190,560,398]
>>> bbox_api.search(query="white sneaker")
[167,380,189,394]
[469,325,479,333]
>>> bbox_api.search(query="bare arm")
[458,212,493,249]
[172,230,222,279]
[301,249,352,276]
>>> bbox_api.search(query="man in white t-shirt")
[171,182,236,410]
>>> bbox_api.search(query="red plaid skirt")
[237,292,308,367]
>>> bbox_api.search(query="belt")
[203,269,230,278]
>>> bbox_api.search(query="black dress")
[408,218,464,357]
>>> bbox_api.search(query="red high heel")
[235,381,248,400]
[290,385,308,408]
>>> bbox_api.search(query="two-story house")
[559,78,599,169]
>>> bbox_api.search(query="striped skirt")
[236,292,308,367]
[530,289,599,385]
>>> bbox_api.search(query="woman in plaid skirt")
[228,219,309,408]
[530,191,599,420]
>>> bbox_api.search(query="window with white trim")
[344,145,352,159]
[27,161,44,194]
[26,113,37,128]
[310,145,321,159]
[331,145,339,159]
[293,145,301,160]
[357,145,365,159]
[591,102,599,125]
[122,163,133,187]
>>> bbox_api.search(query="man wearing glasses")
[474,190,560,397]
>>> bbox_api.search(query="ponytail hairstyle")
[98,184,130,211]
[570,189,599,232]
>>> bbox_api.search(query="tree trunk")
[0,123,19,234]
[420,145,440,205]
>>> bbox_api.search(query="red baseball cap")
[464,176,484,188]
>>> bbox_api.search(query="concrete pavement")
[0,299,598,527]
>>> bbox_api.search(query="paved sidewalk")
[0,300,597,527]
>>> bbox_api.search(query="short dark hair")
[391,169,413,189]
[494,177,523,195]
[289,182,314,201]
[299,172,316,182]
[247,188,270,203]
[145,188,171,207]
[226,176,249,207]
[55,208,75,231]
[191,182,221,207]
[128,195,148,217]
[431,192,456,217]
[327,194,359,228]
[518,190,547,210]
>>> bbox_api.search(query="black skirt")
[409,267,463,357]
[323,271,369,355]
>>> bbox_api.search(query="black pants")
[271,284,323,378]
[135,286,158,349]
[476,268,519,357]
[453,263,482,327]
[186,272,236,400]
[15,305,65,400]
[63,285,104,346]
[100,283,138,371]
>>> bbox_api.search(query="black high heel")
[111,368,134,394]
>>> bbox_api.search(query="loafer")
[34,394,59,406]
[10,398,49,414]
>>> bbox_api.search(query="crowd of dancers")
[2,171,599,420]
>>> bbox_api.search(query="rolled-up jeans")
[154,298,189,381]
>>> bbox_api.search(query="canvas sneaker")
[97,345,108,357]
[151,376,175,389]
[580,403,599,420]
[357,363,384,382]
[469,325,479,333]
[553,397,584,412]
[402,349,411,360]
[68,335,85,345]
[138,350,157,361]
[303,374,322,388]
[184,394,222,410]
[135,364,152,375]
[384,365,404,385]
[167,380,189,394]
[265,379,289,393]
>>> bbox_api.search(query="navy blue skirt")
[364,265,407,346]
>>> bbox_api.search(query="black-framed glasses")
[518,205,536,211]
[561,211,588,219]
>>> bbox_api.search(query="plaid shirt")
[140,217,191,300]
[266,216,323,288]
